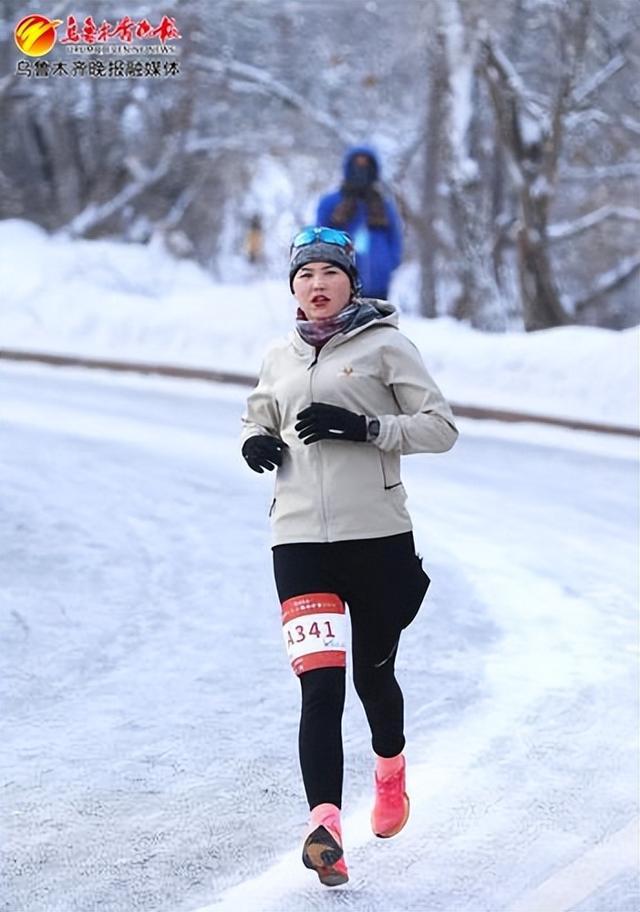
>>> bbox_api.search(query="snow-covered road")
[1,363,638,912]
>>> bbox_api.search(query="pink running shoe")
[302,804,349,887]
[371,755,410,838]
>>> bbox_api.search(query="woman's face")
[292,262,352,320]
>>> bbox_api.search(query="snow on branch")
[479,33,558,189]
[482,38,525,96]
[193,55,355,147]
[480,37,546,123]
[184,135,248,156]
[571,53,627,106]
[565,109,640,136]
[621,115,640,136]
[561,163,640,181]
[570,253,640,310]
[549,205,640,239]
[564,108,608,129]
[66,132,248,237]
[67,143,178,237]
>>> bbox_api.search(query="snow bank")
[404,316,639,428]
[1,219,638,429]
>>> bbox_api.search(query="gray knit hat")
[289,230,360,293]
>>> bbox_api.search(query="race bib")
[281,592,347,676]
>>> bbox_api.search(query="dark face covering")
[345,155,378,194]
[332,152,389,228]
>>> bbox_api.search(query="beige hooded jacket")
[241,300,458,545]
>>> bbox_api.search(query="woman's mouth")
[312,295,330,304]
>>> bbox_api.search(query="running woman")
[241,226,458,886]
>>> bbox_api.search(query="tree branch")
[480,36,546,123]
[561,163,640,181]
[183,135,249,156]
[621,114,640,136]
[192,55,356,147]
[572,253,640,310]
[64,132,251,237]
[545,0,592,184]
[479,37,528,184]
[549,205,640,239]
[565,109,640,135]
[66,141,179,237]
[571,52,627,106]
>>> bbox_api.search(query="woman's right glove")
[242,435,287,473]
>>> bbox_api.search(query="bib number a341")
[281,592,347,676]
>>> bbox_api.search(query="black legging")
[273,532,429,809]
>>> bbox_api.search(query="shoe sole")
[302,824,349,887]
[372,793,410,838]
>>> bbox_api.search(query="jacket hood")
[342,145,382,180]
[350,296,398,329]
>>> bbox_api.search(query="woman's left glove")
[295,402,366,444]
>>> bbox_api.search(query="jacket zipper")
[307,346,330,540]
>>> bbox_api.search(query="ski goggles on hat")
[290,226,354,252]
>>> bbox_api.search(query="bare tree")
[419,30,447,318]
[438,0,505,329]
[479,0,638,330]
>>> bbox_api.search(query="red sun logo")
[14,14,63,57]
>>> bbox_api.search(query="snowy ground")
[2,361,638,912]
[1,219,638,430]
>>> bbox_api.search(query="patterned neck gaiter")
[295,301,361,349]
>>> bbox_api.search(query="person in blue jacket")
[316,146,403,299]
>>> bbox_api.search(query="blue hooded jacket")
[316,145,403,299]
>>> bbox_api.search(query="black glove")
[295,402,367,445]
[242,435,287,473]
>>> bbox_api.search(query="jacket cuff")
[372,415,398,451]
[240,423,272,447]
